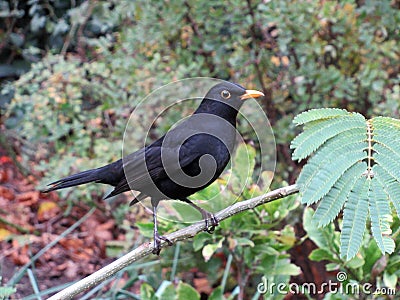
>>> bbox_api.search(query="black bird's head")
[195,82,264,120]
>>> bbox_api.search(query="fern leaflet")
[340,176,369,259]
[314,162,366,227]
[297,128,366,191]
[369,172,395,254]
[293,108,350,125]
[291,114,365,161]
[374,165,400,219]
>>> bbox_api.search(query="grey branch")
[48,184,299,300]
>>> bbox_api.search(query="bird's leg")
[152,203,173,255]
[180,198,219,234]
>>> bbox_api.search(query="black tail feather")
[41,169,102,193]
[41,159,124,195]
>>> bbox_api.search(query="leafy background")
[0,0,399,299]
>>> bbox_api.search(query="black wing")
[104,137,204,198]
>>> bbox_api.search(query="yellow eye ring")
[221,90,231,99]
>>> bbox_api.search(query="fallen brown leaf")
[0,186,15,200]
[37,200,60,221]
[193,277,212,294]
[16,191,40,204]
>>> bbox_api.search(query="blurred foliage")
[1,0,399,298]
[0,276,16,299]
[3,0,398,187]
[0,0,114,81]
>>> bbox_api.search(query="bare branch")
[48,184,299,300]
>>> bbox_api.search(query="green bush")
[2,0,399,298]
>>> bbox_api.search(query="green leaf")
[234,237,255,247]
[297,127,366,193]
[208,286,225,300]
[274,259,301,276]
[140,283,156,300]
[193,232,210,251]
[309,249,336,262]
[293,108,350,125]
[105,241,126,257]
[260,255,301,276]
[326,263,339,272]
[374,166,400,219]
[136,222,154,238]
[372,116,400,129]
[373,144,400,182]
[291,113,365,161]
[368,173,395,254]
[156,281,176,299]
[292,110,400,259]
[190,181,221,201]
[232,143,256,185]
[304,207,334,251]
[313,162,366,227]
[171,201,202,222]
[176,281,200,300]
[340,176,369,260]
[219,214,232,230]
[202,238,224,262]
[0,286,16,298]
[362,240,382,275]
[345,255,365,269]
[383,272,398,289]
[300,147,366,205]
[277,225,296,248]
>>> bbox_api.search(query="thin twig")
[61,1,95,57]
[47,184,299,300]
[0,132,30,176]
[245,0,276,124]
[75,0,96,59]
[0,0,18,52]
[0,215,39,235]
[184,1,203,39]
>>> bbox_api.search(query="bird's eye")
[221,90,231,99]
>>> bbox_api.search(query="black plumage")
[42,81,264,254]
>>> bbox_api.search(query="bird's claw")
[152,234,173,255]
[203,212,219,234]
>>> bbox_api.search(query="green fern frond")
[314,162,366,227]
[293,108,350,125]
[340,176,369,260]
[373,144,400,182]
[297,130,366,192]
[368,173,395,254]
[372,116,400,128]
[374,165,400,218]
[300,148,366,205]
[291,108,400,259]
[373,130,400,154]
[291,114,365,161]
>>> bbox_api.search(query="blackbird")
[42,81,264,254]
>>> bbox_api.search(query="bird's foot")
[202,211,219,234]
[152,234,173,255]
[179,198,219,234]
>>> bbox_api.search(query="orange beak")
[240,89,265,100]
